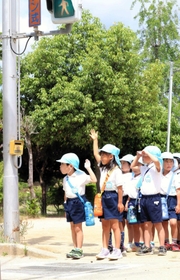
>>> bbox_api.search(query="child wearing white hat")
[173,153,180,247]
[119,154,134,254]
[160,151,180,252]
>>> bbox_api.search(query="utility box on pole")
[2,0,20,242]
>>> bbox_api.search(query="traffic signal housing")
[46,0,82,24]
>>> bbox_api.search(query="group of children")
[56,129,180,260]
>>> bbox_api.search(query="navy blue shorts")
[140,193,162,223]
[64,195,87,224]
[122,195,128,220]
[99,191,123,221]
[128,198,141,224]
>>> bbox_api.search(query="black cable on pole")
[10,36,32,56]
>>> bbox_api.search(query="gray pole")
[166,61,173,152]
[2,0,20,242]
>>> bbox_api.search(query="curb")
[0,244,59,259]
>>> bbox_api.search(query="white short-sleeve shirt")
[127,174,142,199]
[100,167,123,191]
[122,172,134,196]
[160,171,177,196]
[63,171,92,198]
[172,172,180,191]
[140,163,162,195]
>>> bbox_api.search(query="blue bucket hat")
[56,153,84,174]
[99,144,121,166]
[120,154,134,164]
[143,145,162,166]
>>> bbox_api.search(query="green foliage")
[46,178,64,214]
[18,8,180,200]
[86,183,97,205]
[26,198,41,218]
[20,11,169,154]
[0,161,3,210]
[131,0,180,61]
[19,182,42,216]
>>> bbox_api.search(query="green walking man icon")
[54,0,75,18]
[59,0,69,16]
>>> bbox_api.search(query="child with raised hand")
[56,153,97,259]
[90,129,124,260]
[131,146,166,256]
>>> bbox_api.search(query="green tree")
[131,0,180,151]
[19,10,180,213]
[131,0,180,62]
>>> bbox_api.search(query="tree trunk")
[95,163,100,192]
[39,164,47,215]
[25,132,36,199]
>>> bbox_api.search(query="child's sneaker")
[66,249,76,258]
[165,242,172,251]
[158,246,167,256]
[126,243,133,252]
[120,245,127,256]
[108,248,123,260]
[136,245,153,256]
[96,248,110,260]
[108,244,113,253]
[131,243,139,252]
[126,243,138,252]
[150,241,156,252]
[171,243,180,252]
[71,249,84,259]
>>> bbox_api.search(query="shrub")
[26,198,41,217]
[86,183,97,205]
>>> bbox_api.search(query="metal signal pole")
[166,62,173,152]
[2,0,20,242]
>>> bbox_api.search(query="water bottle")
[127,202,137,224]
[137,192,142,213]
[161,197,169,220]
[84,202,95,226]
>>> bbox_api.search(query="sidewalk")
[1,217,180,279]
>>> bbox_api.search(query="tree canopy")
[20,11,179,160]
[1,6,180,213]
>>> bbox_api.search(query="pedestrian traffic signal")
[46,0,82,24]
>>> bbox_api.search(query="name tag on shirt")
[106,181,113,190]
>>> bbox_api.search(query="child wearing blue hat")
[90,129,124,260]
[160,152,180,251]
[131,146,166,256]
[125,157,144,252]
[56,153,97,259]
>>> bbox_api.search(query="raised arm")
[142,150,161,172]
[89,129,101,163]
[84,159,97,183]
[131,151,141,169]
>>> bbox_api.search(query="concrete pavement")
[0,217,180,279]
